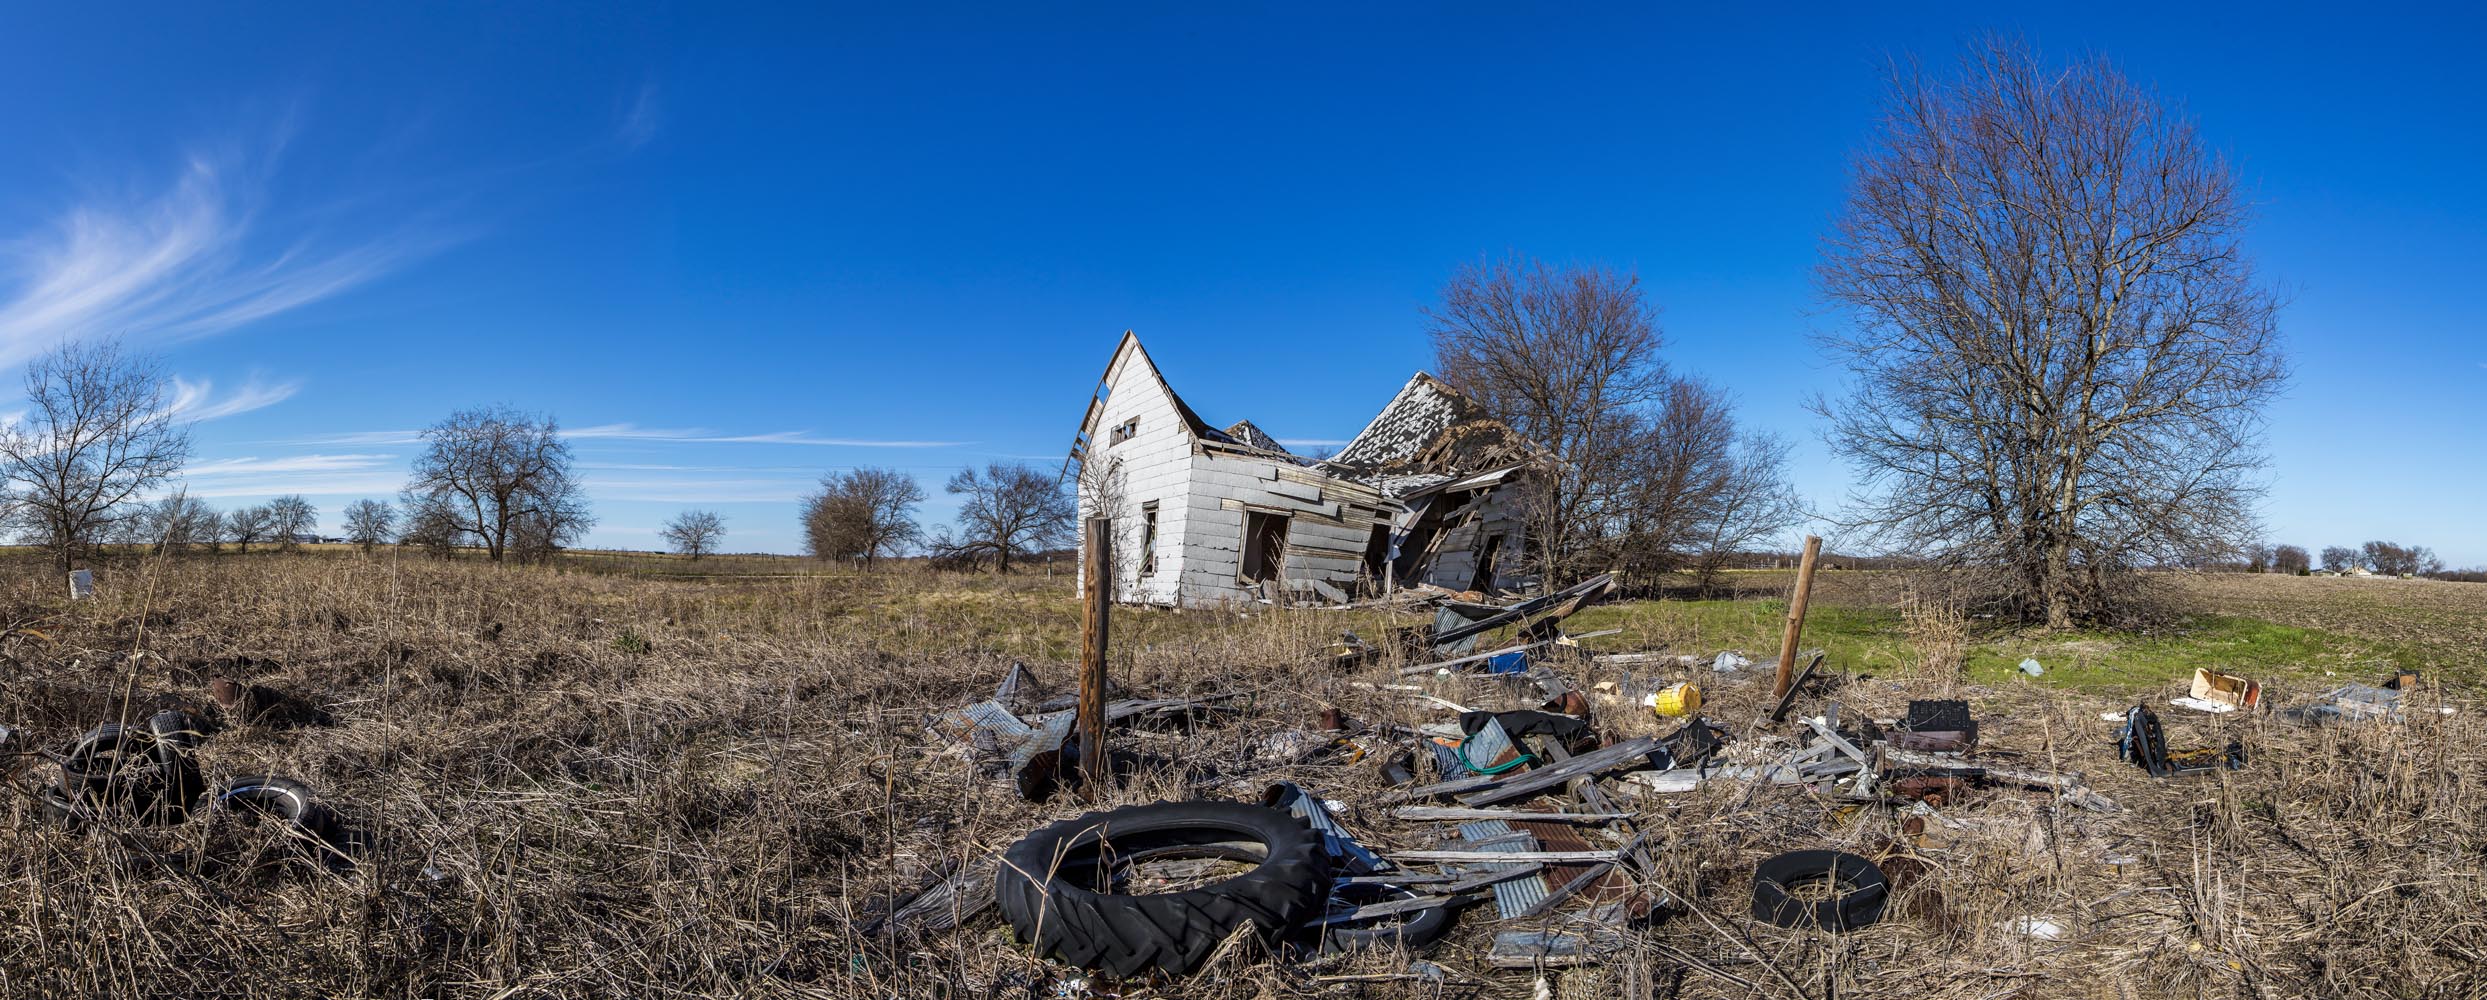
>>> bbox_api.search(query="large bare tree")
[935,462,1073,574]
[801,467,925,568]
[266,495,318,549]
[0,339,193,570]
[402,406,593,563]
[662,509,727,560]
[1816,39,2286,626]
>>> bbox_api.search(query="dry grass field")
[1,551,2482,999]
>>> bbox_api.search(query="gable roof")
[1221,420,1292,456]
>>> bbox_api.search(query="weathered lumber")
[1770,536,1823,700]
[1390,806,1628,824]
[1389,849,1619,864]
[1308,891,1487,927]
[1404,737,1660,802]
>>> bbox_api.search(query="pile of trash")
[882,578,2451,988]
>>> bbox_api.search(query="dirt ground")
[0,553,2480,999]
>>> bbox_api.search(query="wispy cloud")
[564,423,967,447]
[289,429,425,446]
[167,375,300,421]
[617,83,663,149]
[0,145,450,367]
[187,453,393,476]
[1277,438,1348,447]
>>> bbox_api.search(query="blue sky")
[1,4,2479,563]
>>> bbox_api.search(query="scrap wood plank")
[1765,650,1827,724]
[1404,737,1660,802]
[1342,863,1546,889]
[1389,849,1620,864]
[1308,890,1488,927]
[1397,642,1539,676]
[1457,737,1665,807]
[1878,747,2119,811]
[863,856,997,937]
[1391,806,1628,823]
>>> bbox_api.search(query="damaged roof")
[1221,420,1293,456]
[1322,373,1547,494]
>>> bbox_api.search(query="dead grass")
[0,553,2480,998]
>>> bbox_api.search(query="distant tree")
[2272,544,2311,575]
[133,493,218,555]
[267,495,318,549]
[1608,378,1805,589]
[401,406,592,563]
[662,509,727,560]
[2244,544,2275,574]
[0,339,193,570]
[343,499,396,552]
[399,497,464,558]
[2320,546,2361,573]
[2362,541,2441,578]
[197,509,226,554]
[1814,38,2284,626]
[935,462,1074,573]
[801,467,926,568]
[226,504,277,553]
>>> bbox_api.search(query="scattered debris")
[2018,658,2044,677]
[1646,682,1700,718]
[67,569,94,600]
[2172,668,2261,713]
[1711,651,1752,673]
[2115,705,2245,776]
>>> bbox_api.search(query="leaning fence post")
[1077,518,1112,798]
[1771,535,1823,701]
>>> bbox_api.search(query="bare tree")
[2362,541,2441,577]
[0,339,192,570]
[226,504,277,553]
[343,499,396,552]
[1815,38,2286,627]
[1429,255,1671,583]
[1602,378,1804,589]
[800,467,925,568]
[401,406,593,563]
[134,493,218,555]
[2272,544,2311,575]
[2320,545,2360,573]
[399,496,464,558]
[662,509,727,560]
[935,462,1073,573]
[267,495,318,549]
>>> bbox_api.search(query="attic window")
[1111,417,1139,446]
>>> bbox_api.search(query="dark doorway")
[1359,524,1393,595]
[1241,511,1290,586]
[1469,533,1504,593]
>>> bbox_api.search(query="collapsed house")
[1069,333,1551,606]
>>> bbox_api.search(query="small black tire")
[1751,850,1888,931]
[996,801,1331,979]
[214,776,353,861]
[60,723,199,824]
[1313,882,1454,955]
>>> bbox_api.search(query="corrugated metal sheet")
[1458,819,1547,918]
[929,700,1033,750]
[1005,711,1075,773]
[1268,783,1387,876]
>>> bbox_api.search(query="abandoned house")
[1069,333,1551,606]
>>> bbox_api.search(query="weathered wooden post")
[1771,535,1824,701]
[1076,518,1112,798]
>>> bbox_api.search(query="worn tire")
[995,801,1330,978]
[1751,850,1887,931]
[1313,882,1454,955]
[215,775,353,861]
[60,723,200,824]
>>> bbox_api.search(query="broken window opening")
[1139,502,1159,576]
[1240,511,1290,586]
[1110,417,1140,446]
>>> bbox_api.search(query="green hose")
[1456,738,1533,775]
